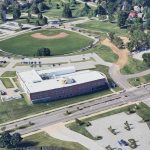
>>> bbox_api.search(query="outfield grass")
[120,57,149,75]
[0,29,93,56]
[22,132,87,150]
[128,74,150,86]
[1,71,16,77]
[76,20,129,36]
[0,78,14,88]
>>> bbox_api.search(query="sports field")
[0,29,93,56]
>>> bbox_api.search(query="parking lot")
[86,112,150,150]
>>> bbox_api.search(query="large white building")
[17,66,107,103]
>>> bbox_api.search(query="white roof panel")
[17,66,105,93]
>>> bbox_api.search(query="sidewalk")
[42,123,104,150]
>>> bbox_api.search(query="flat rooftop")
[17,66,105,93]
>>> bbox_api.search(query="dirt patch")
[101,38,129,68]
[31,32,69,40]
[119,36,129,44]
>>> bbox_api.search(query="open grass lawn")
[1,71,16,77]
[137,103,150,128]
[120,57,149,75]
[76,20,129,36]
[0,78,14,88]
[22,132,87,150]
[89,44,118,63]
[44,0,86,18]
[0,29,93,56]
[128,74,150,86]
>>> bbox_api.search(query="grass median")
[0,78,14,88]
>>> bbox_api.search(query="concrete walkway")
[42,123,104,150]
[124,69,150,79]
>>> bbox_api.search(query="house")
[128,11,138,19]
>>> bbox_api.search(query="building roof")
[17,66,105,93]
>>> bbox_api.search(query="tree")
[80,3,91,16]
[1,126,6,132]
[38,13,43,19]
[26,18,30,23]
[75,118,84,126]
[128,30,149,51]
[13,7,21,20]
[144,18,150,29]
[38,2,49,12]
[37,48,51,56]
[35,20,40,26]
[0,4,7,22]
[28,11,32,19]
[70,0,76,7]
[0,132,11,148]
[62,4,72,18]
[10,133,22,147]
[42,17,48,25]
[31,2,40,14]
[18,22,23,30]
[117,11,128,28]
[94,5,106,16]
[143,53,150,66]
[108,32,115,41]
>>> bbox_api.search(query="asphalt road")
[1,84,150,135]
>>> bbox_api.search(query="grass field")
[120,57,149,75]
[89,44,118,63]
[128,74,150,86]
[22,132,87,150]
[44,0,88,18]
[1,71,16,77]
[76,20,129,36]
[0,78,14,88]
[0,29,93,56]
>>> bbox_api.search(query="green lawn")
[1,71,16,77]
[121,57,149,75]
[22,132,87,150]
[0,29,93,56]
[137,103,150,128]
[76,20,129,36]
[89,44,118,63]
[0,78,14,88]
[128,74,150,86]
[44,0,88,18]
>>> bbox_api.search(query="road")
[1,84,150,135]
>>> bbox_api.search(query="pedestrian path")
[42,123,104,150]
